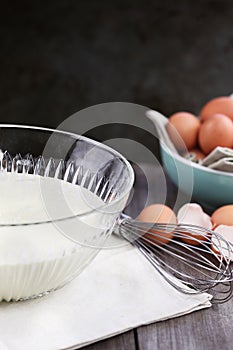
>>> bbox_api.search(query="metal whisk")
[117,214,233,303]
[1,149,233,303]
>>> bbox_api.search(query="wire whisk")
[118,215,233,303]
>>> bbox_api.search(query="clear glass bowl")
[0,124,134,301]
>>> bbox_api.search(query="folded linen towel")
[0,235,211,350]
[200,147,233,172]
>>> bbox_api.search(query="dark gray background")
[0,0,233,137]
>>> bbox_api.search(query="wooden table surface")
[79,163,233,350]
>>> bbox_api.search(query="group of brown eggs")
[165,96,233,157]
[137,203,233,258]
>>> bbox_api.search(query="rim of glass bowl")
[161,142,233,177]
[0,123,135,226]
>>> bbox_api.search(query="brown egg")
[189,148,205,161]
[200,96,233,121]
[166,112,200,152]
[211,205,233,227]
[184,148,205,162]
[198,114,233,155]
[137,204,177,245]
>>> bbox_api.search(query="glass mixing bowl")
[0,124,134,301]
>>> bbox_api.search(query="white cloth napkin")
[0,236,211,350]
[200,146,233,172]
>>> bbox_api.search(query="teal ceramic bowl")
[160,143,233,213]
